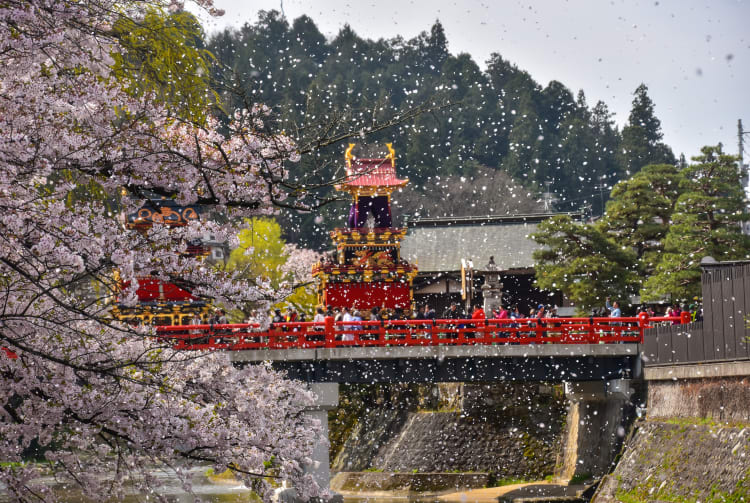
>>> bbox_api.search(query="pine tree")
[502,92,544,183]
[619,84,675,174]
[600,164,685,284]
[642,145,750,301]
[425,20,449,69]
[554,91,596,210]
[532,216,636,311]
[590,101,624,176]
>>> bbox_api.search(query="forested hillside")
[206,11,675,247]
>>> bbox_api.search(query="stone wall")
[372,410,558,476]
[331,383,565,479]
[594,420,750,502]
[593,376,750,502]
[648,376,750,422]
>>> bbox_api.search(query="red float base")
[324,281,410,310]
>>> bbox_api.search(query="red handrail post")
[637,311,649,344]
[680,311,691,324]
[324,316,335,347]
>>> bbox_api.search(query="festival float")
[312,144,418,314]
[111,199,213,326]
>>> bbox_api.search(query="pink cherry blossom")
[0,1,318,500]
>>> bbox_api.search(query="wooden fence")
[642,260,750,365]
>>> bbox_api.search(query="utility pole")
[739,119,747,184]
[582,203,593,223]
[740,119,750,234]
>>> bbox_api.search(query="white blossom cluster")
[0,1,322,500]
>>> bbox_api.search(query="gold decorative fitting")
[386,143,396,167]
[345,143,355,170]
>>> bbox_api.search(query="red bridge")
[157,313,690,352]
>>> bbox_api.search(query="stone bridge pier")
[275,383,341,503]
[304,383,339,493]
[557,379,635,480]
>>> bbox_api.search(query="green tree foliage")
[112,7,216,123]
[59,8,218,216]
[532,216,636,311]
[501,91,544,182]
[555,94,622,215]
[619,84,675,175]
[600,164,685,283]
[205,15,644,246]
[534,145,749,307]
[50,6,218,292]
[225,218,318,318]
[642,146,750,301]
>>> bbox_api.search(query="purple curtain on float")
[347,196,392,228]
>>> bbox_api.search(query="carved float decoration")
[114,199,211,326]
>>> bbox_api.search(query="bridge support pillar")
[276,383,340,503]
[557,380,634,481]
[304,382,339,492]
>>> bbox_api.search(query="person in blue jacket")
[605,297,621,317]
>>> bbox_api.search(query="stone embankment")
[331,383,565,478]
[373,410,557,474]
[594,419,750,502]
[593,376,750,502]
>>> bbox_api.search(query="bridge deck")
[230,344,642,383]
[156,316,688,382]
[230,343,640,362]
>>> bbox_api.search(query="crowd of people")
[262,301,565,339]
[183,297,703,344]
[189,296,704,330]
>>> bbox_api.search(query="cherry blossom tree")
[0,1,329,500]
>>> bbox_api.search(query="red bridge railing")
[156,313,692,352]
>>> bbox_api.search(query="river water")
[12,468,416,503]
[4,467,252,502]
[20,467,580,503]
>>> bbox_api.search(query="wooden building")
[400,213,581,316]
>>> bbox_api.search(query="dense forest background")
[204,11,676,248]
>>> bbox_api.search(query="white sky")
[192,0,750,161]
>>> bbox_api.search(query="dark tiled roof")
[401,213,580,273]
